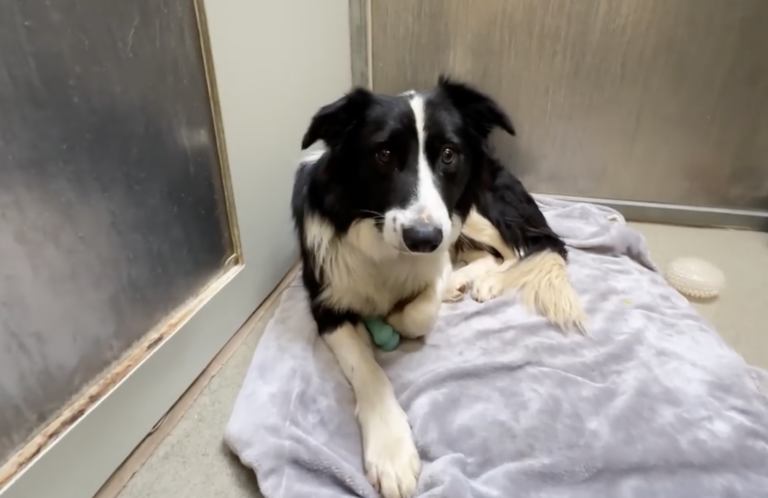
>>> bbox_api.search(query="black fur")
[474,161,567,260]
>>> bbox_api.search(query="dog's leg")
[386,256,451,339]
[461,203,586,332]
[386,285,441,339]
[471,250,586,332]
[324,322,420,498]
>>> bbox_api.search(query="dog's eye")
[376,149,392,164]
[441,147,457,164]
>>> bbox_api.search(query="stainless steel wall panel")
[370,0,768,212]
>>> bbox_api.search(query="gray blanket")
[225,197,768,498]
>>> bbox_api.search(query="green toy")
[363,316,401,351]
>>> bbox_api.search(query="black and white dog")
[292,76,584,498]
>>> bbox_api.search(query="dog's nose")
[402,222,443,253]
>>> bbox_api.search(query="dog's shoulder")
[473,158,566,259]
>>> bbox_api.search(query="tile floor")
[113,299,277,498]
[113,222,768,498]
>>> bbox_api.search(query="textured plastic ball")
[665,257,725,299]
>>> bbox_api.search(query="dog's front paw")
[361,405,421,498]
[442,273,469,302]
[470,271,507,302]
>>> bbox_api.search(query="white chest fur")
[303,214,448,316]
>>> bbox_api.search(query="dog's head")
[301,76,514,255]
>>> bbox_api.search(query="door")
[0,1,351,497]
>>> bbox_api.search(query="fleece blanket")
[225,196,768,498]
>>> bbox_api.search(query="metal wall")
[0,0,232,461]
[369,0,768,218]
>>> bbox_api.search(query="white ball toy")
[665,257,725,299]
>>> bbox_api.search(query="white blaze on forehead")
[407,94,449,225]
[379,93,452,253]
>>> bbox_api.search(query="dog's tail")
[499,251,586,333]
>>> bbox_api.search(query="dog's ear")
[437,75,515,138]
[301,88,372,149]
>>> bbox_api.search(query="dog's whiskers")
[359,209,386,219]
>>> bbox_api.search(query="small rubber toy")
[665,257,725,299]
[363,316,401,352]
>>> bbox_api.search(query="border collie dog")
[292,76,584,498]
